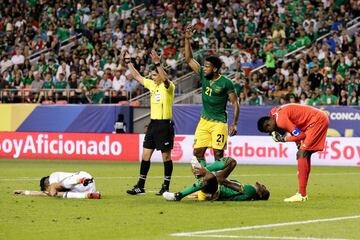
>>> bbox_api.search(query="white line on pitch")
[182,234,349,240]
[171,215,360,237]
[0,172,359,181]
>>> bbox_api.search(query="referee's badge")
[155,93,161,102]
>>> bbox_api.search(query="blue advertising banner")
[17,105,133,133]
[173,105,360,137]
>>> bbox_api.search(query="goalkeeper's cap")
[40,176,49,191]
[257,116,271,133]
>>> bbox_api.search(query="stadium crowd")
[0,0,359,105]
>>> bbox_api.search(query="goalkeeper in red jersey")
[257,103,329,202]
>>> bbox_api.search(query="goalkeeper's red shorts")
[300,114,329,152]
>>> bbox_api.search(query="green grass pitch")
[0,159,359,240]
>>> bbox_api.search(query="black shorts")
[143,120,175,152]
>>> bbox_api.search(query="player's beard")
[205,72,214,80]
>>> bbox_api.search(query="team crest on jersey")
[214,86,222,93]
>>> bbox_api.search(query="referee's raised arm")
[121,50,144,86]
[150,50,170,89]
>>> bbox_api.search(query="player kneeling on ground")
[14,171,101,199]
[163,156,269,201]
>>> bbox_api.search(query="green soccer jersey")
[321,95,337,105]
[22,77,33,86]
[218,182,257,201]
[54,81,68,89]
[200,67,235,123]
[42,81,53,89]
[91,91,105,104]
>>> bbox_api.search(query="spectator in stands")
[54,72,69,101]
[11,47,25,66]
[112,68,127,100]
[248,91,262,106]
[86,86,105,104]
[338,89,348,106]
[321,88,338,106]
[0,0,358,104]
[124,70,139,98]
[30,72,44,103]
[308,65,323,91]
[56,61,70,81]
[99,73,112,91]
[348,90,359,106]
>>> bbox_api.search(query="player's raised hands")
[150,50,161,64]
[185,24,194,39]
[120,50,131,64]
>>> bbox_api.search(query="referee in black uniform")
[123,50,176,195]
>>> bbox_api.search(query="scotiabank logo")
[171,136,185,161]
[0,132,139,161]
[205,141,289,158]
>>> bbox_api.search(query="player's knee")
[228,158,237,169]
[193,148,206,158]
[214,150,224,160]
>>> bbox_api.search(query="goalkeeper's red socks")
[297,157,310,197]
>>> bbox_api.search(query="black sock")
[163,160,173,189]
[137,160,151,188]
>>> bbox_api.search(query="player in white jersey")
[14,171,101,199]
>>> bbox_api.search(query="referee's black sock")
[163,160,173,190]
[137,160,151,189]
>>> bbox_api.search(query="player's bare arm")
[184,24,200,74]
[14,190,49,196]
[121,50,144,85]
[150,50,170,88]
[228,92,239,136]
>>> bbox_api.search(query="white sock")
[64,192,86,199]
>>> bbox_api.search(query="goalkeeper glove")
[271,131,285,142]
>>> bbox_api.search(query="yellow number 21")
[205,86,212,96]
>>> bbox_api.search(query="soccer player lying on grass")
[14,171,101,199]
[257,103,329,202]
[163,156,269,201]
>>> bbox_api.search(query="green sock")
[206,156,232,171]
[205,159,226,172]
[198,157,206,167]
[179,181,202,197]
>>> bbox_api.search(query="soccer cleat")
[156,184,169,196]
[191,156,202,178]
[87,192,101,199]
[126,185,145,195]
[191,156,202,169]
[284,192,308,202]
[162,192,182,201]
